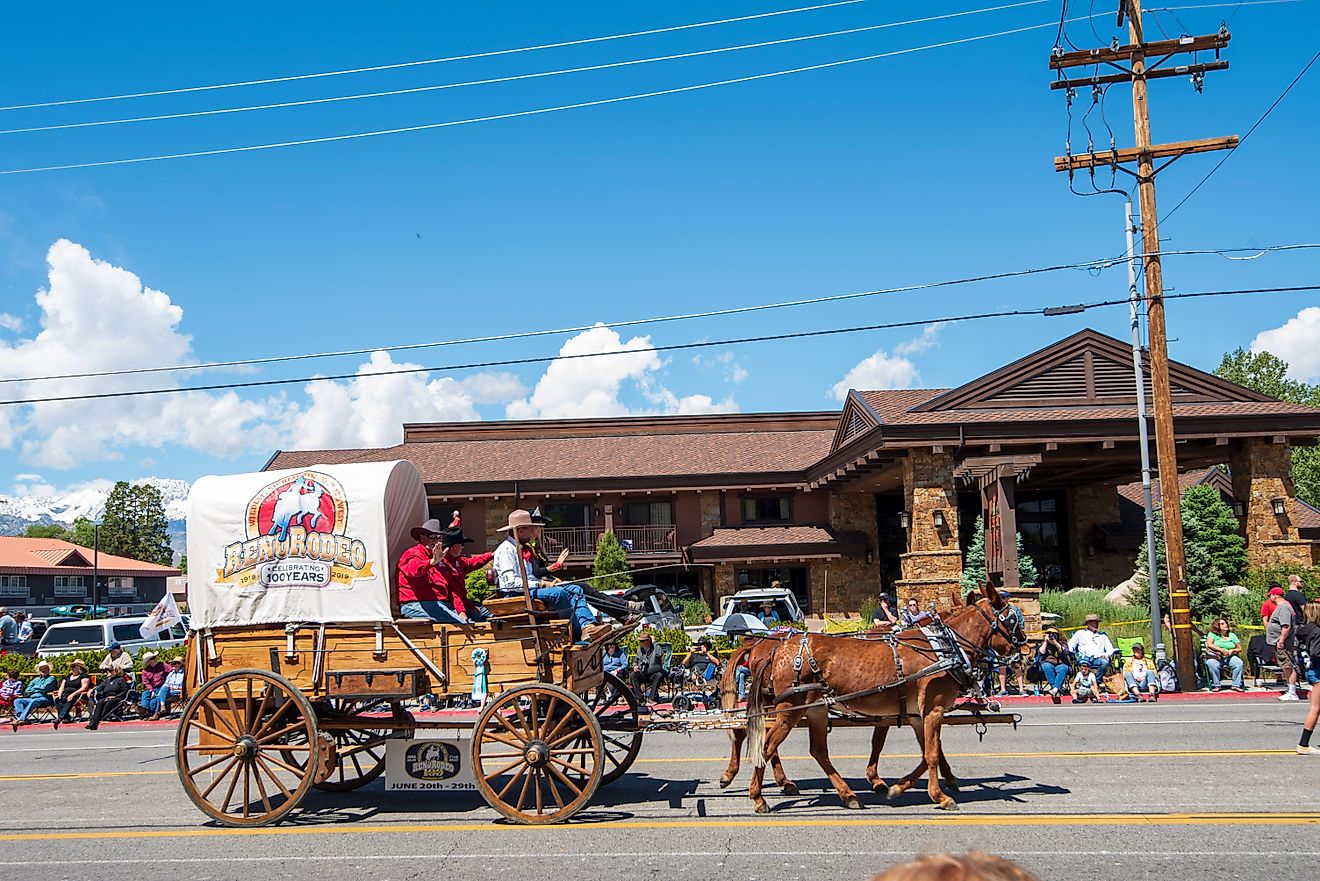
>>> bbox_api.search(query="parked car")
[719,588,805,626]
[49,604,110,618]
[593,584,683,631]
[35,616,186,658]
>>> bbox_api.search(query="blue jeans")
[1205,655,1244,689]
[1040,661,1070,692]
[530,584,596,640]
[141,687,180,715]
[1125,670,1158,694]
[1078,655,1111,676]
[13,695,51,721]
[400,601,490,625]
[736,665,750,698]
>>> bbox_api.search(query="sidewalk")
[993,686,1311,705]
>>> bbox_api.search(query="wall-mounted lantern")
[932,509,946,529]
[899,511,911,529]
[1232,500,1245,518]
[1271,497,1287,516]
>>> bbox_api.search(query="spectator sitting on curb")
[1067,614,1116,681]
[1071,666,1106,703]
[11,660,58,728]
[138,652,169,719]
[1122,643,1159,702]
[52,659,92,728]
[155,658,186,719]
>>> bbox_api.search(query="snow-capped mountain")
[0,477,190,550]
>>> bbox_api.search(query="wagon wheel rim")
[576,672,642,786]
[472,683,603,824]
[311,700,409,792]
[175,669,317,827]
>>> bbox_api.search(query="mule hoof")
[886,785,903,801]
[781,782,799,797]
[946,778,961,792]
[936,799,960,811]
[718,777,732,790]
[871,781,887,794]
[844,796,862,810]
[754,801,771,814]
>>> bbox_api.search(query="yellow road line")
[636,748,1294,763]
[0,770,173,781]
[0,813,1315,842]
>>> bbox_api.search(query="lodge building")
[265,330,1320,632]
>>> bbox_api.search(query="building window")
[742,496,790,523]
[541,503,591,528]
[106,576,135,597]
[0,575,27,598]
[1016,494,1067,587]
[53,575,86,596]
[622,501,673,526]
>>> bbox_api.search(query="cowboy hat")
[496,510,535,532]
[529,507,550,526]
[410,518,444,542]
[141,651,158,661]
[35,660,51,671]
[1044,627,1060,635]
[1084,613,1101,624]
[69,658,87,669]
[439,526,476,549]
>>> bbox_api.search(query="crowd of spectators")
[0,645,186,731]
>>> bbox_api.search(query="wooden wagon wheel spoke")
[515,765,534,811]
[251,760,274,816]
[206,692,243,739]
[187,751,237,777]
[247,679,274,735]
[484,730,525,751]
[547,724,590,750]
[258,719,313,746]
[492,710,530,744]
[546,754,593,778]
[220,758,244,815]
[495,762,530,800]
[540,768,568,809]
[198,757,241,800]
[189,717,238,744]
[544,762,583,798]
[540,703,576,746]
[254,751,305,777]
[484,755,529,780]
[252,698,297,740]
[254,756,295,800]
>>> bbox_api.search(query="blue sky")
[0,0,1317,497]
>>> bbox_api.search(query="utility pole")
[1049,0,1238,685]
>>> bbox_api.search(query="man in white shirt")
[492,509,603,644]
[1068,614,1116,678]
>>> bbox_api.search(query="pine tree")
[99,482,173,566]
[592,531,633,593]
[960,515,1039,591]
[1134,487,1232,621]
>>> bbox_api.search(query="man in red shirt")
[397,518,493,625]
[1262,585,1285,631]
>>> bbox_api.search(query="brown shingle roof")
[687,525,866,561]
[865,399,1320,426]
[268,426,835,485]
[0,537,180,577]
[1116,468,1230,509]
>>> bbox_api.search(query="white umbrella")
[705,612,770,638]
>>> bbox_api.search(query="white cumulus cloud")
[1252,307,1320,381]
[829,325,941,400]
[508,324,737,419]
[0,313,21,333]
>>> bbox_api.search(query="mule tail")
[745,659,769,769]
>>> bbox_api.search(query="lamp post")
[91,522,100,620]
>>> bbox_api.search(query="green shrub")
[465,567,494,604]
[1039,588,1137,628]
[619,627,691,658]
[1243,565,1320,599]
[0,644,188,678]
[592,531,632,593]
[1222,589,1268,630]
[675,597,712,627]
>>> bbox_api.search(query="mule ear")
[981,581,1006,609]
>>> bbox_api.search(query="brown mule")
[717,627,963,800]
[743,583,1021,813]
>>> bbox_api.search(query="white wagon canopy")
[186,460,427,629]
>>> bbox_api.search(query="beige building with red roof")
[265,330,1320,625]
[0,537,181,612]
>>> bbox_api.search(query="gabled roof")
[829,392,882,452]
[0,537,180,577]
[911,329,1271,413]
[1116,467,1232,512]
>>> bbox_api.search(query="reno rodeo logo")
[217,471,374,590]
[404,741,462,780]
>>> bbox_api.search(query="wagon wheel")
[311,700,413,792]
[472,683,603,824]
[175,669,317,827]
[576,672,643,786]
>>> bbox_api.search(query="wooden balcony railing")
[541,525,678,557]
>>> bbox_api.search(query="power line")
[3,285,1312,407]
[0,2,1054,137]
[0,16,1124,176]
[0,0,875,112]
[7,243,1315,387]
[1160,46,1320,224]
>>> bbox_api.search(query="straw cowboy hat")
[496,510,536,532]
[69,658,87,670]
[35,660,51,672]
[410,518,445,542]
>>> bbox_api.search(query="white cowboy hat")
[496,510,535,532]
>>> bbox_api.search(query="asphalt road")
[0,700,1315,881]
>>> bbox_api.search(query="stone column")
[1231,438,1314,568]
[824,492,881,614]
[897,449,963,610]
[1065,483,1131,587]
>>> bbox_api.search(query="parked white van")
[35,617,187,658]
